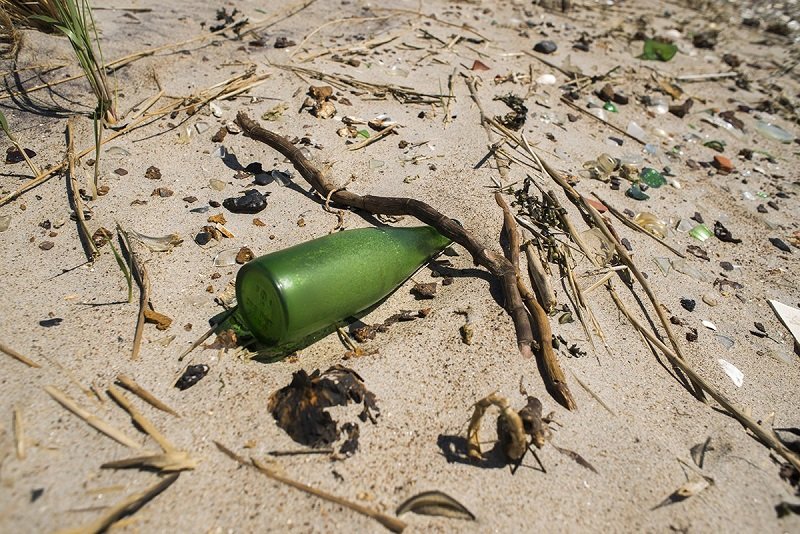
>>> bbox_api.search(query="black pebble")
[39,318,62,327]
[719,261,734,271]
[754,322,766,333]
[533,40,558,54]
[769,237,792,253]
[691,212,704,224]
[680,298,696,312]
[31,488,44,502]
[175,364,210,390]
[223,189,268,214]
[195,232,212,246]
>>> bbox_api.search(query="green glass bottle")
[220,225,451,358]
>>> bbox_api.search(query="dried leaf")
[396,490,475,520]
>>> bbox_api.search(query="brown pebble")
[211,127,227,143]
[114,168,128,176]
[297,217,305,227]
[184,323,193,331]
[236,247,254,264]
[183,196,198,203]
[702,293,718,307]
[211,272,221,280]
[712,155,733,174]
[97,185,110,196]
[145,165,162,180]
[49,231,57,237]
[39,241,54,250]
[206,285,214,293]
[253,218,265,227]
[151,187,174,197]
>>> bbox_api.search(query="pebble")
[223,189,268,214]
[145,166,162,180]
[769,237,792,253]
[680,298,696,312]
[702,294,718,307]
[712,155,734,174]
[533,40,558,54]
[39,241,54,250]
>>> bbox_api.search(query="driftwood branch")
[236,112,581,410]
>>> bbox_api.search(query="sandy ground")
[1,0,800,532]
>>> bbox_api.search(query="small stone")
[235,246,254,264]
[719,261,734,271]
[209,200,221,208]
[412,282,437,299]
[274,36,296,48]
[757,204,768,213]
[769,237,792,253]
[686,328,698,342]
[533,40,558,54]
[680,298,696,312]
[194,232,212,246]
[113,168,128,176]
[712,155,733,174]
[222,189,268,214]
[39,241,54,250]
[253,218,265,227]
[596,84,615,102]
[669,99,693,118]
[692,30,718,49]
[183,196,198,203]
[151,187,174,197]
[211,127,227,143]
[209,179,226,191]
[145,166,161,180]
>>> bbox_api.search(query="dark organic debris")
[235,246,254,264]
[680,298,696,312]
[5,146,36,164]
[222,189,268,214]
[396,490,476,521]
[714,221,741,244]
[175,364,209,390]
[411,282,437,299]
[274,36,295,48]
[776,501,800,518]
[692,30,718,49]
[204,329,238,350]
[669,99,693,118]
[686,245,709,261]
[144,166,162,180]
[267,365,379,449]
[39,317,62,327]
[494,93,528,131]
[352,309,430,343]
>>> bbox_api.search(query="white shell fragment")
[209,101,223,118]
[536,73,557,85]
[702,320,717,331]
[769,300,800,346]
[718,359,743,387]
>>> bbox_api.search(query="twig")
[592,193,685,258]
[267,448,334,456]
[116,374,179,417]
[607,287,800,473]
[213,441,406,533]
[44,386,141,449]
[568,369,615,416]
[56,474,179,534]
[559,97,645,146]
[464,76,510,182]
[0,341,40,368]
[523,239,557,313]
[496,192,576,410]
[348,123,398,151]
[373,7,490,41]
[237,112,536,364]
[290,15,392,58]
[13,406,25,459]
[66,118,98,262]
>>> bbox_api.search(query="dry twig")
[0,341,40,368]
[66,118,98,262]
[116,374,179,417]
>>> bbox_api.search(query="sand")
[1,0,799,532]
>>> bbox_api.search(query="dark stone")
[223,190,268,214]
[39,317,62,327]
[194,232,212,246]
[175,364,210,390]
[757,204,768,213]
[769,237,792,253]
[719,261,734,271]
[680,298,696,312]
[533,40,558,54]
[274,36,296,48]
[692,30,718,49]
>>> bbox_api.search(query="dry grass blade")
[559,96,644,145]
[66,118,98,261]
[607,287,800,473]
[0,341,41,368]
[274,63,449,105]
[44,385,141,449]
[213,441,406,533]
[116,223,149,361]
[55,473,179,534]
[116,374,179,417]
[250,458,407,533]
[107,385,174,453]
[101,450,196,472]
[348,123,398,151]
[0,109,40,176]
[13,406,25,459]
